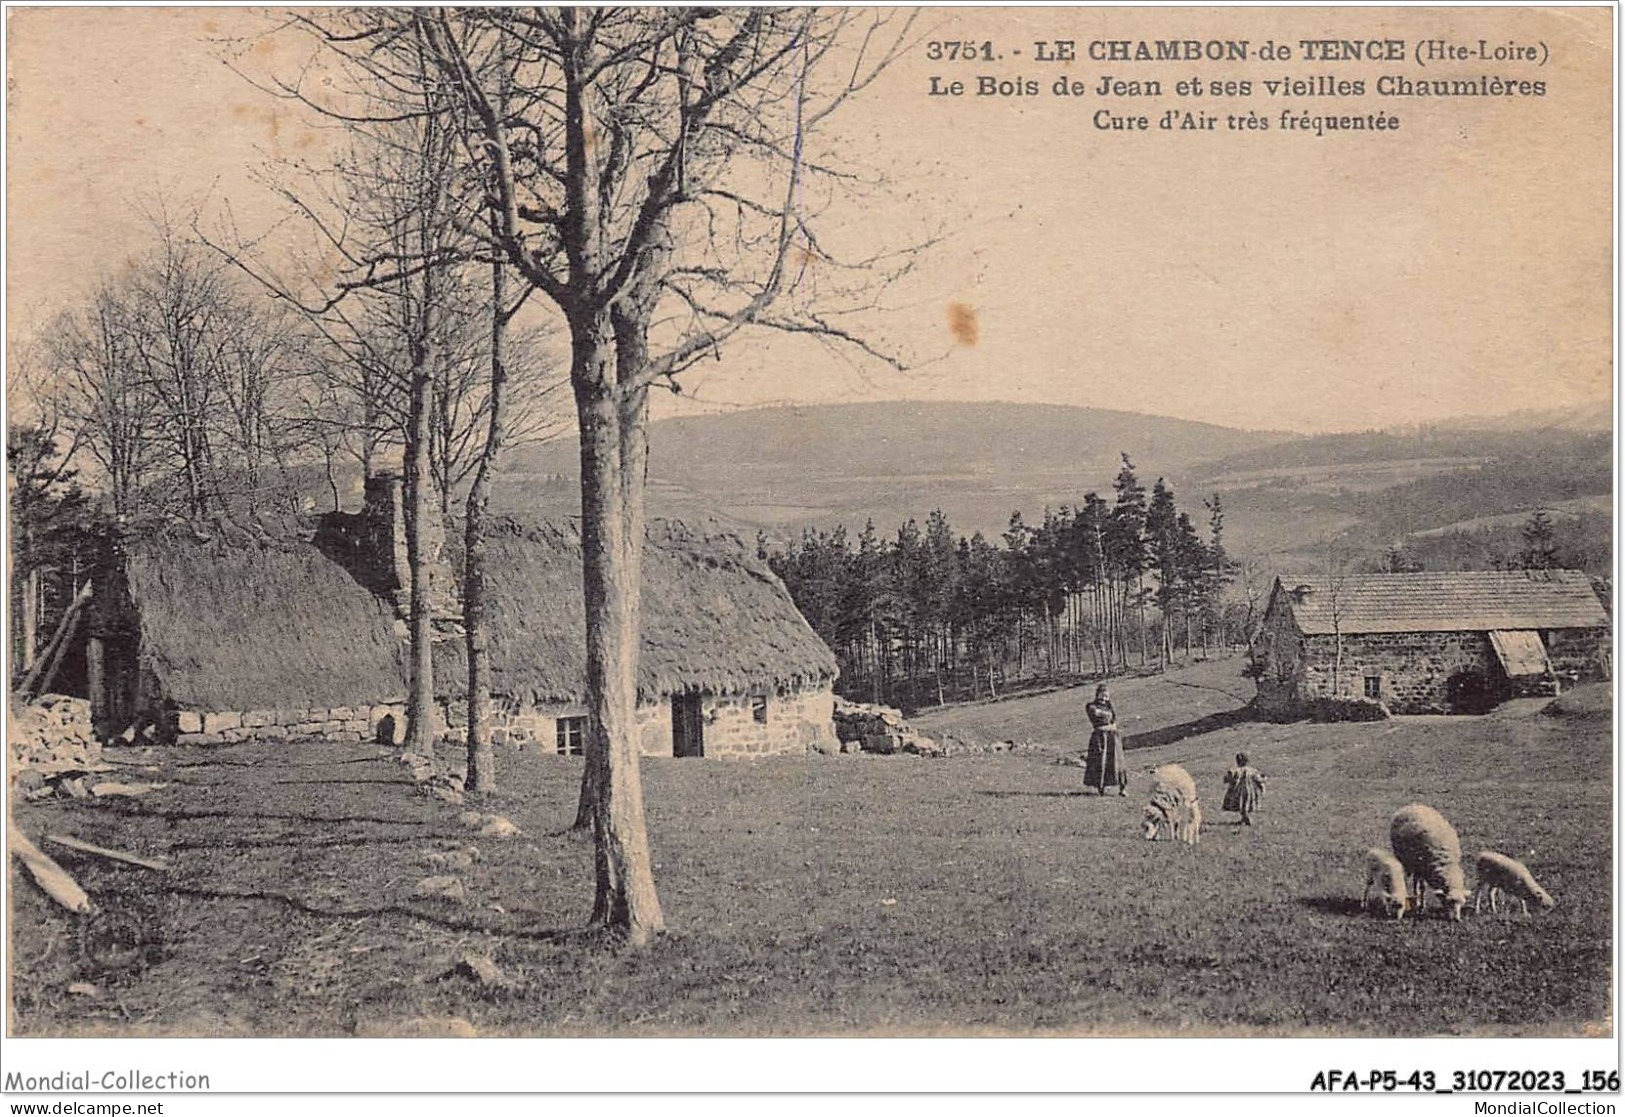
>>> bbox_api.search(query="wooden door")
[671,693,704,757]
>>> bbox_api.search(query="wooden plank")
[17,583,92,700]
[43,834,171,873]
[9,826,93,913]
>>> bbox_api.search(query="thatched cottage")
[1251,569,1610,716]
[82,478,839,759]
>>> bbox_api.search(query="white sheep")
[1361,847,1409,920]
[1389,804,1470,921]
[1141,801,1203,844]
[1141,764,1201,845]
[1474,850,1556,916]
[1147,763,1198,810]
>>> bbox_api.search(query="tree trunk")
[867,621,880,705]
[324,446,341,513]
[402,341,438,761]
[86,636,106,730]
[464,256,509,797]
[574,290,655,829]
[574,323,663,945]
[20,566,39,673]
[1136,576,1148,668]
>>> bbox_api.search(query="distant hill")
[1433,400,1612,434]
[493,401,1294,539]
[1194,427,1612,573]
[487,400,1611,575]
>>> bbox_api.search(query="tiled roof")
[1271,570,1609,635]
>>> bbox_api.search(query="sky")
[5,6,1614,434]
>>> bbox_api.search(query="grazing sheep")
[1361,847,1409,920]
[1141,764,1201,845]
[1389,804,1470,921]
[1140,800,1202,844]
[1140,804,1165,838]
[1474,850,1556,916]
[1147,764,1198,811]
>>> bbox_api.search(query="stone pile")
[831,698,943,757]
[10,694,100,770]
[9,694,112,803]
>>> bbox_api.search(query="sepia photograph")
[1,1,1617,1103]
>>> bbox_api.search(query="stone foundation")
[171,703,409,746]
[162,684,838,758]
[449,685,836,759]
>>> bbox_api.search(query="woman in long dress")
[1083,684,1127,796]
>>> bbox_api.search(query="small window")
[751,694,769,724]
[1363,676,1382,699]
[556,716,587,756]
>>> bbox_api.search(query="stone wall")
[444,685,836,759]
[161,683,838,757]
[1294,630,1493,714]
[1249,599,1308,716]
[1546,627,1611,682]
[360,471,457,618]
[698,686,836,759]
[172,703,409,746]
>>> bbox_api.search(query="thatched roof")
[116,516,836,712]
[434,517,838,706]
[122,524,407,711]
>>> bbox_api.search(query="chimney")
[362,471,456,619]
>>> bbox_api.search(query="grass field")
[7,661,1612,1037]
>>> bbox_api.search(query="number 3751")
[925,41,996,61]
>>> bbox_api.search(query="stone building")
[1250,569,1610,716]
[81,479,839,759]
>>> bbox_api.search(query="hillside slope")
[494,400,1293,538]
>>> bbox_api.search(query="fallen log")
[88,781,168,799]
[9,825,92,913]
[44,834,170,873]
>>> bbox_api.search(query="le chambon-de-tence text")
[923,36,1549,135]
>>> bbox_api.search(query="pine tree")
[922,509,959,701]
[1110,454,1149,668]
[1519,511,1561,570]
[1203,495,1234,653]
[1174,510,1208,657]
[1145,478,1179,667]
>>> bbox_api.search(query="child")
[1222,752,1266,826]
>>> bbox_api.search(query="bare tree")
[205,27,486,764]
[415,8,922,944]
[123,224,237,519]
[1319,538,1354,697]
[7,347,90,676]
[262,7,923,944]
[206,298,304,513]
[50,278,162,517]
